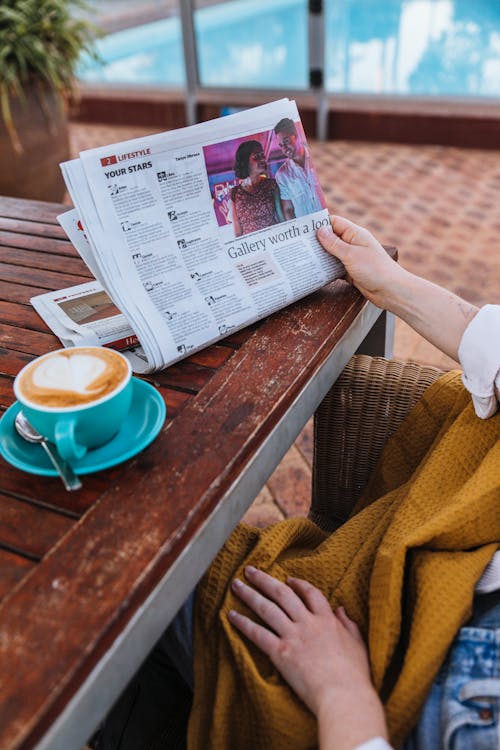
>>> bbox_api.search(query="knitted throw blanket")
[188,372,500,749]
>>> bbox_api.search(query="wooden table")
[0,195,392,750]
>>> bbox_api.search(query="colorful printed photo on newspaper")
[203,118,327,239]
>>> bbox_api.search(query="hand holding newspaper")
[33,99,343,373]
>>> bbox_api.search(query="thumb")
[317,224,351,263]
[330,215,372,245]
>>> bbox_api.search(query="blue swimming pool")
[79,0,500,98]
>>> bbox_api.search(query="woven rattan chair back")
[310,355,445,533]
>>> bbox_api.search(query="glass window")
[78,1,185,86]
[194,0,309,90]
[325,0,500,98]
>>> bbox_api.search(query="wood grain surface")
[0,195,372,750]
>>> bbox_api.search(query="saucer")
[0,377,166,476]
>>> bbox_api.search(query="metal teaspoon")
[14,411,82,491]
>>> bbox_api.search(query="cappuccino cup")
[14,346,132,462]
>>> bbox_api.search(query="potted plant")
[0,0,98,201]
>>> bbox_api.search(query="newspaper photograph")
[45,99,344,373]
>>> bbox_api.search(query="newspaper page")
[31,281,137,350]
[31,208,149,369]
[34,207,137,349]
[31,282,148,372]
[59,99,343,373]
[57,205,108,288]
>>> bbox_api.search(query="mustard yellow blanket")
[188,372,500,749]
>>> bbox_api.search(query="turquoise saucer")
[0,377,166,476]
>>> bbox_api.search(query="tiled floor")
[70,122,500,527]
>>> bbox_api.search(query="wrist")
[315,685,388,750]
[315,683,383,721]
[374,265,414,312]
[378,269,478,361]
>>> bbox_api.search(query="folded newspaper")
[32,98,344,373]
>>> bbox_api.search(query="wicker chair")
[309,354,445,532]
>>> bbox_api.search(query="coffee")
[16,347,129,409]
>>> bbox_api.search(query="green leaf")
[0,0,100,148]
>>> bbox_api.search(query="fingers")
[241,567,307,621]
[227,608,279,656]
[317,214,371,261]
[231,576,295,635]
[286,576,332,616]
[317,223,351,261]
[330,215,371,245]
[336,606,363,642]
[231,568,333,627]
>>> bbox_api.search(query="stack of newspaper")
[33,98,343,373]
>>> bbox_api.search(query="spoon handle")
[40,439,82,491]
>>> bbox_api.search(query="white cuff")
[458,304,500,419]
[352,738,394,750]
[475,551,500,594]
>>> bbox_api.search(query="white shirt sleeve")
[458,304,500,419]
[475,551,500,593]
[352,739,393,750]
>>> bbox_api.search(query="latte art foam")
[17,347,129,408]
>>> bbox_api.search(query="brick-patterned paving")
[70,123,500,527]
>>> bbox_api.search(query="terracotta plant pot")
[0,85,70,202]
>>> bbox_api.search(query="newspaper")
[34,98,343,373]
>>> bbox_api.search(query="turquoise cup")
[14,348,133,463]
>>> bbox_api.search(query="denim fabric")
[404,593,500,750]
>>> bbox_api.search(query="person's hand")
[317,215,407,310]
[228,567,383,717]
[317,214,478,362]
[228,567,388,748]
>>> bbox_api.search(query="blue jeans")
[404,591,500,750]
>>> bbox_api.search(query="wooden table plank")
[0,244,89,275]
[0,348,33,378]
[187,344,234,368]
[0,196,67,224]
[0,549,35,601]
[0,231,77,258]
[0,458,135,518]
[0,300,53,333]
[147,360,220,393]
[0,494,74,560]
[219,326,256,347]
[158,387,191,418]
[0,374,15,406]
[0,261,86,291]
[0,216,69,240]
[0,324,60,356]
[0,375,15,408]
[0,280,50,305]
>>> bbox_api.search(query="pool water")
[79,0,500,98]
